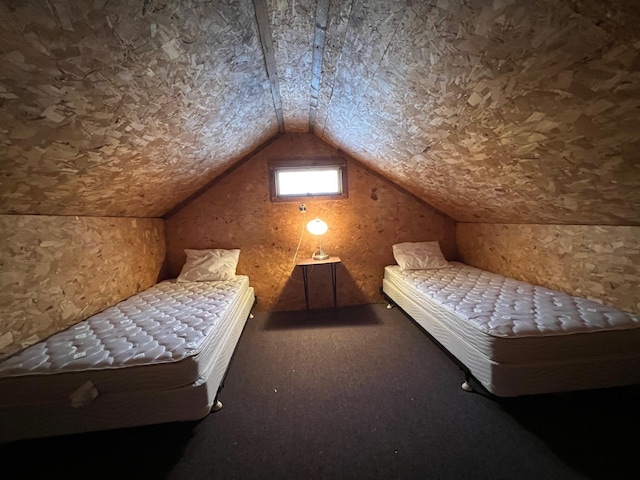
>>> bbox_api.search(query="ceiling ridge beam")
[309,0,330,134]
[253,0,285,133]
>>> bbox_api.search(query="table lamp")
[307,218,329,260]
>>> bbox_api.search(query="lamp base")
[312,250,329,261]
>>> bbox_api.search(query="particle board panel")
[1,0,638,228]
[316,0,640,226]
[316,0,406,146]
[308,0,329,132]
[457,223,640,315]
[312,0,356,137]
[266,0,315,132]
[0,215,165,360]
[254,0,285,132]
[166,133,456,312]
[0,0,278,217]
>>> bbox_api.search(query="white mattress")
[0,276,253,408]
[384,264,640,362]
[383,263,640,396]
[0,277,254,441]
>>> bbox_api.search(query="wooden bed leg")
[212,399,223,412]
[386,303,394,309]
[249,313,254,319]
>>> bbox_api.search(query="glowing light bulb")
[306,218,328,236]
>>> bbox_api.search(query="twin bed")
[2,244,639,441]
[383,243,640,397]
[0,249,255,442]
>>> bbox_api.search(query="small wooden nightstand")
[296,256,341,310]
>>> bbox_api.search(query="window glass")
[269,159,348,202]
[276,167,341,196]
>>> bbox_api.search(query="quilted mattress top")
[0,276,250,378]
[386,263,639,338]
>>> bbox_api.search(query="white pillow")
[177,249,240,282]
[392,242,450,271]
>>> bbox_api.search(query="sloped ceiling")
[0,0,639,224]
[0,0,279,217]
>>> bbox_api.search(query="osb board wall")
[0,0,278,217]
[0,215,165,359]
[457,223,640,314]
[314,0,640,225]
[166,133,456,312]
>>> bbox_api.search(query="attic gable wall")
[165,133,456,311]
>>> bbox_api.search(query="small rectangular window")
[269,158,348,202]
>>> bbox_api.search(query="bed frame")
[382,264,640,397]
[0,279,255,442]
[382,291,478,392]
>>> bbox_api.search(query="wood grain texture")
[0,0,278,217]
[166,133,456,311]
[457,223,640,314]
[0,215,165,359]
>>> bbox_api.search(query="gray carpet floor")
[2,304,639,479]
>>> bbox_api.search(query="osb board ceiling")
[0,0,278,217]
[266,0,315,132]
[314,0,640,225]
[1,0,639,224]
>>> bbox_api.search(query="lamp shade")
[307,218,328,236]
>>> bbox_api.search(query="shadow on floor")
[495,384,640,478]
[260,304,384,330]
[0,420,199,479]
